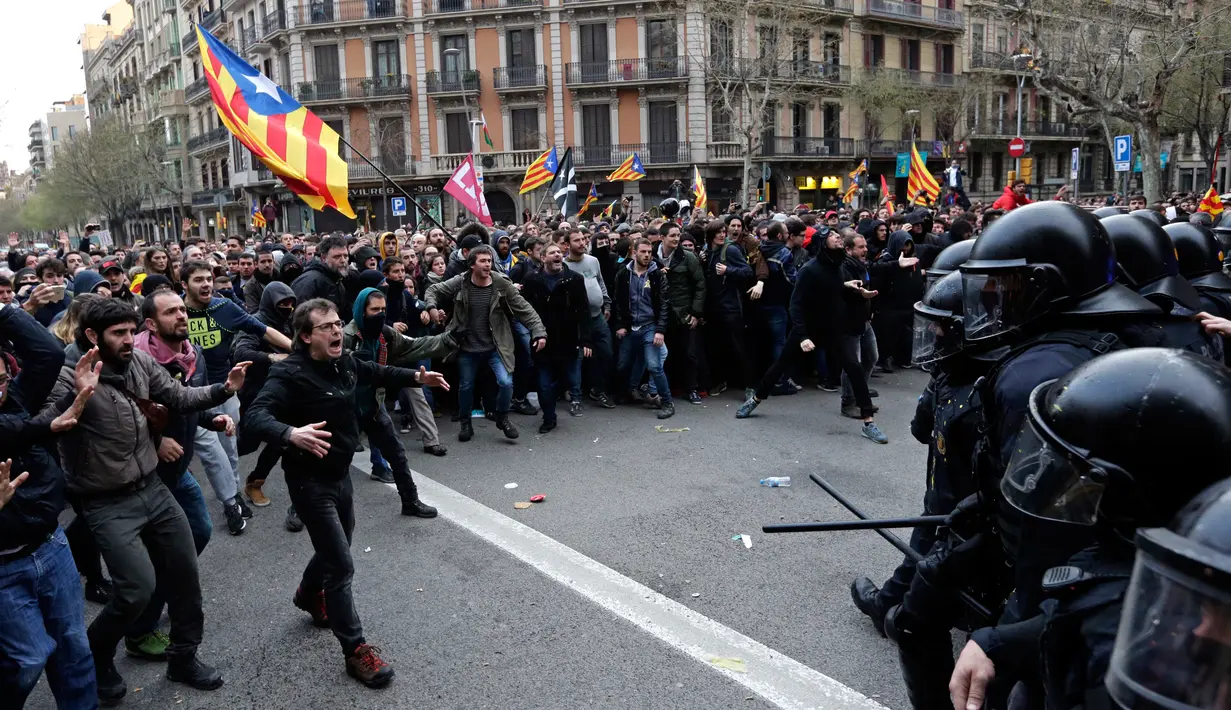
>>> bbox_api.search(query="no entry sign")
[1008,137,1026,158]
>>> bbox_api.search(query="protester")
[522,242,592,432]
[612,238,675,419]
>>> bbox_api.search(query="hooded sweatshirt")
[350,286,388,419]
[758,238,797,308]
[991,185,1033,211]
[874,231,925,311]
[70,269,109,297]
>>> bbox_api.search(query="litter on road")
[654,425,690,433]
[731,534,752,548]
[513,502,532,509]
[504,482,518,489]
[530,494,546,503]
[709,657,747,673]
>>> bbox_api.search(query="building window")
[971,23,984,55]
[441,35,469,81]
[373,39,400,78]
[220,157,229,187]
[902,39,921,71]
[864,34,884,67]
[581,103,611,162]
[68,125,77,138]
[710,20,733,69]
[823,103,840,138]
[378,117,406,168]
[822,33,840,65]
[792,102,808,137]
[937,43,954,74]
[712,106,733,142]
[312,44,340,99]
[507,28,533,68]
[578,23,608,82]
[445,112,470,154]
[51,126,59,141]
[511,108,538,150]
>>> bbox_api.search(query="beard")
[158,325,189,344]
[99,339,134,372]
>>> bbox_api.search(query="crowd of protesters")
[0,178,1210,706]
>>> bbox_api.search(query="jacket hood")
[258,281,296,328]
[759,239,787,257]
[71,269,108,296]
[358,269,385,291]
[351,286,383,325]
[352,245,380,267]
[304,258,339,281]
[279,253,304,283]
[858,219,886,239]
[886,230,914,259]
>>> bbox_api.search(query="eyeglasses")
[310,320,344,333]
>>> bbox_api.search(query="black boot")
[850,576,888,637]
[84,577,113,605]
[166,654,224,691]
[495,415,519,439]
[95,657,126,707]
[889,611,957,710]
[402,498,438,518]
[458,418,474,442]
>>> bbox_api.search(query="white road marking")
[355,453,886,710]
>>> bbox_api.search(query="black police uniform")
[1165,222,1231,365]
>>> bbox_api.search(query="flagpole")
[336,136,447,232]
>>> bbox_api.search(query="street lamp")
[905,108,920,145]
[1011,49,1033,176]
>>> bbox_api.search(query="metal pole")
[336,136,447,232]
[763,516,950,534]
[1015,75,1024,177]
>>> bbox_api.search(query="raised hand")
[289,421,332,458]
[51,385,95,432]
[0,459,29,510]
[417,366,451,392]
[74,348,103,393]
[225,361,253,394]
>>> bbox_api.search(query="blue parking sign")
[1113,135,1132,172]
[391,196,407,216]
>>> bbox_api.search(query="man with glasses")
[245,298,448,689]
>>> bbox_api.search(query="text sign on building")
[1114,135,1132,172]
[390,196,407,216]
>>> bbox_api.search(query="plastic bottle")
[759,477,791,487]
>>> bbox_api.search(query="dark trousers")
[582,313,613,394]
[665,322,700,392]
[537,352,582,425]
[81,476,204,663]
[705,311,756,388]
[878,520,937,609]
[756,334,875,417]
[511,321,534,401]
[65,511,104,584]
[363,406,421,503]
[287,474,364,655]
[873,309,913,366]
[247,444,283,485]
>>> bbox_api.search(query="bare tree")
[1159,48,1231,190]
[993,0,1231,201]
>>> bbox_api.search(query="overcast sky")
[0,0,103,174]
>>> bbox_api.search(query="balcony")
[432,149,545,174]
[712,58,849,84]
[200,9,225,31]
[117,27,143,53]
[493,65,548,91]
[969,120,1084,138]
[295,0,406,26]
[296,74,412,103]
[162,0,176,12]
[573,142,691,168]
[865,0,962,29]
[970,51,1022,72]
[181,28,199,55]
[424,70,481,95]
[152,89,187,121]
[564,57,687,87]
[262,9,287,38]
[345,157,414,179]
[185,77,210,102]
[866,67,963,88]
[424,0,539,11]
[187,126,230,153]
[859,138,915,156]
[763,136,856,158]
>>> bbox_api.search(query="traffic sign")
[1114,134,1132,172]
[1070,147,1080,181]
[1008,137,1026,158]
[390,196,407,216]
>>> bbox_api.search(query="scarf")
[134,330,197,380]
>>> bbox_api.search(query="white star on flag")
[243,71,283,102]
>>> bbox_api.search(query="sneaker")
[710,382,728,395]
[787,377,803,391]
[589,390,616,409]
[627,388,646,404]
[285,504,304,533]
[817,382,838,392]
[850,577,888,637]
[862,422,889,444]
[841,403,862,419]
[85,577,113,605]
[125,630,170,661]
[510,398,539,416]
[496,416,520,439]
[96,658,127,707]
[224,503,246,535]
[166,655,224,691]
[688,390,703,405]
[293,586,329,628]
[401,498,438,518]
[736,396,760,419]
[244,481,271,507]
[656,401,676,420]
[399,421,412,434]
[369,467,394,484]
[423,444,448,457]
[744,387,756,401]
[236,496,254,519]
[458,419,474,442]
[645,394,663,409]
[538,420,557,434]
[569,400,583,417]
[868,388,879,398]
[347,644,395,688]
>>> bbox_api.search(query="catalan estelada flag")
[848,159,868,180]
[519,147,559,194]
[1199,184,1224,217]
[580,184,600,214]
[907,142,940,205]
[842,181,859,205]
[600,199,618,219]
[691,166,707,212]
[251,202,266,229]
[195,26,354,217]
[607,153,645,182]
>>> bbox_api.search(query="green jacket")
[659,246,707,325]
[425,272,546,372]
[342,319,456,416]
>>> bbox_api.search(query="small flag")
[251,202,267,229]
[848,159,868,180]
[1199,185,1224,217]
[601,199,618,219]
[607,153,646,182]
[580,184,600,214]
[550,147,578,216]
[481,112,494,150]
[519,147,559,194]
[692,166,708,213]
[842,181,859,205]
[880,175,895,208]
[907,142,940,205]
[443,154,492,226]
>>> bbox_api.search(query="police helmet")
[924,239,975,289]
[1093,206,1128,219]
[1130,209,1168,228]
[1001,349,1231,537]
[1164,221,1231,293]
[960,201,1159,344]
[912,271,964,366]
[1106,478,1231,710]
[1101,214,1203,312]
[660,198,680,218]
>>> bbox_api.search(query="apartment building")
[25,97,90,187]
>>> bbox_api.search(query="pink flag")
[443,154,492,226]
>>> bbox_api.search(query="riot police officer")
[1129,208,1167,228]
[1165,221,1231,326]
[923,238,974,290]
[949,349,1231,710]
[1099,214,1222,360]
[1091,206,1127,219]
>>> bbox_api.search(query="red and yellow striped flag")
[906,142,940,206]
[196,26,353,217]
[1199,185,1224,217]
[519,147,559,194]
[607,153,646,182]
[691,165,707,212]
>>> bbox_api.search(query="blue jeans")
[619,328,671,402]
[512,321,535,400]
[537,351,583,424]
[457,350,513,418]
[760,305,790,386]
[0,527,96,708]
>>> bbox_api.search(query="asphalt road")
[27,368,940,710]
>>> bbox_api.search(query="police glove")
[944,492,994,538]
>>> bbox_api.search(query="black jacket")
[791,250,847,343]
[873,231,925,312]
[152,346,223,482]
[704,242,753,317]
[508,257,540,284]
[0,305,68,550]
[233,280,295,418]
[612,261,669,334]
[521,267,592,361]
[839,255,873,335]
[243,350,420,481]
[291,260,346,320]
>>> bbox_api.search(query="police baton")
[763,516,949,533]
